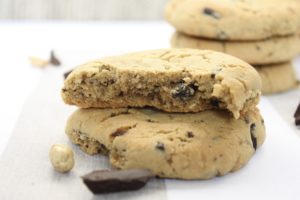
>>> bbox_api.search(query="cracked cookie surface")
[66,107,265,179]
[172,32,300,65]
[165,0,300,40]
[62,49,261,119]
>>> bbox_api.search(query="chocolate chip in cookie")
[294,102,300,126]
[171,82,197,101]
[210,99,220,108]
[155,142,165,151]
[203,7,221,19]
[110,126,132,138]
[186,131,194,138]
[250,123,257,150]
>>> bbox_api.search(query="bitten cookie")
[66,107,265,180]
[255,62,299,94]
[62,49,261,119]
[171,32,300,65]
[165,0,300,40]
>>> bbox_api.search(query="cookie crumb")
[29,57,49,68]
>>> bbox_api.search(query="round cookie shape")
[255,62,299,94]
[62,48,261,119]
[172,32,300,65]
[165,0,300,40]
[66,108,265,180]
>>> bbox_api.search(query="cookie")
[255,62,299,94]
[62,49,261,119]
[171,32,300,65]
[66,107,265,180]
[165,0,300,40]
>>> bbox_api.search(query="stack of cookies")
[61,48,265,180]
[166,0,300,94]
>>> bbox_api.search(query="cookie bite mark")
[69,129,109,155]
[62,49,261,119]
[250,123,257,150]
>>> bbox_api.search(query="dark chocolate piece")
[63,69,73,79]
[294,103,300,126]
[296,117,300,126]
[250,123,257,150]
[155,142,165,151]
[171,83,197,101]
[50,50,61,66]
[210,99,220,108]
[82,169,154,194]
[294,103,300,117]
[110,126,131,138]
[146,119,156,123]
[203,7,221,19]
[187,131,194,138]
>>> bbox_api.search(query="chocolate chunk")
[111,126,131,138]
[250,123,257,150]
[82,169,154,194]
[294,103,300,117]
[171,83,197,101]
[294,103,300,126]
[63,69,73,79]
[50,50,61,66]
[210,99,220,108]
[146,119,156,123]
[203,7,221,19]
[155,142,165,151]
[187,131,194,138]
[211,73,216,79]
[296,117,300,126]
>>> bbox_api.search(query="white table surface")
[0,21,299,200]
